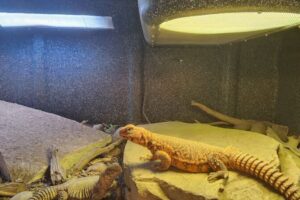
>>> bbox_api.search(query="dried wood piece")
[49,148,66,185]
[191,100,289,142]
[0,182,26,197]
[70,139,123,173]
[0,152,11,182]
[89,157,114,165]
[28,136,112,184]
[103,147,121,158]
[267,128,300,157]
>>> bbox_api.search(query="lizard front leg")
[151,151,171,171]
[207,154,229,192]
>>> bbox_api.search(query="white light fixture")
[0,13,114,30]
[138,0,300,45]
[160,12,300,34]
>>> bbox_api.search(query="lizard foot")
[208,171,229,192]
[208,171,228,183]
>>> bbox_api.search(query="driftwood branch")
[191,100,245,125]
[0,182,26,197]
[267,128,300,157]
[49,148,66,185]
[70,139,123,173]
[191,100,289,142]
[0,152,11,182]
[28,136,112,184]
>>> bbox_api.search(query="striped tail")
[29,186,58,200]
[228,152,300,200]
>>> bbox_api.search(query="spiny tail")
[29,186,58,200]
[228,152,300,200]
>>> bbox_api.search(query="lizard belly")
[171,158,210,173]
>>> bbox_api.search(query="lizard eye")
[127,127,133,132]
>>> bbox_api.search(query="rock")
[93,124,104,131]
[278,145,300,184]
[10,191,33,200]
[0,100,108,180]
[123,121,289,200]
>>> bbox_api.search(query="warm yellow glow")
[160,12,300,34]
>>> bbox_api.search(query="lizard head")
[119,124,150,145]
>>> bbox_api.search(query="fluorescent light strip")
[0,12,114,29]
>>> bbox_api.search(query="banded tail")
[29,186,59,200]
[228,152,300,200]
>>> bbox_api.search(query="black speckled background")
[0,0,300,133]
[0,0,144,124]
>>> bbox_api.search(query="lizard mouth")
[119,128,128,138]
[119,126,133,138]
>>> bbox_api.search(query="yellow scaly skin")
[29,176,99,200]
[120,124,300,200]
[29,163,122,200]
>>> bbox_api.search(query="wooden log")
[28,136,112,184]
[70,139,123,173]
[49,148,66,185]
[0,152,11,182]
[191,100,289,142]
[0,182,26,197]
[89,157,114,165]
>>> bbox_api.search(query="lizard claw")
[208,171,229,193]
[208,172,220,183]
[208,171,228,183]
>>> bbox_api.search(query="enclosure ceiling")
[0,13,114,30]
[138,0,300,45]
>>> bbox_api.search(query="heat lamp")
[138,0,300,45]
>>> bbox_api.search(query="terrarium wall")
[0,0,299,132]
